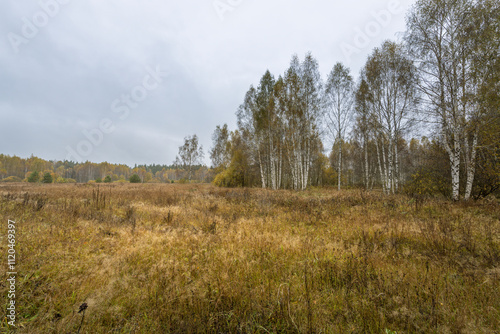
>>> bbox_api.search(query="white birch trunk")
[258,151,266,189]
[381,138,389,194]
[464,132,478,201]
[451,134,461,201]
[387,134,394,194]
[376,139,386,194]
[270,138,276,190]
[277,146,282,189]
[338,138,342,191]
[443,123,458,201]
[394,137,399,193]
[364,138,369,189]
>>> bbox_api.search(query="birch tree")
[354,77,373,189]
[405,0,474,200]
[175,134,204,181]
[364,41,418,194]
[462,0,500,199]
[281,54,323,190]
[236,72,285,189]
[236,86,262,185]
[324,62,354,190]
[299,53,323,190]
[255,71,283,190]
[210,124,231,171]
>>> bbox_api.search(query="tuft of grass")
[0,183,499,333]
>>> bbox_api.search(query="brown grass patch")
[0,183,499,333]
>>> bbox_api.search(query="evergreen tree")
[42,172,53,184]
[28,171,40,183]
[129,174,141,183]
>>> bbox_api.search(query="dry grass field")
[1,183,499,333]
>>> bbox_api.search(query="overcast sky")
[0,0,416,167]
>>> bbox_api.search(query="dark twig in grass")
[76,303,88,334]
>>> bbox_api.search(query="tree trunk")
[388,135,394,194]
[278,146,282,189]
[394,136,399,193]
[258,151,266,189]
[464,132,478,201]
[338,138,342,191]
[302,140,310,190]
[381,137,389,194]
[450,151,460,201]
[270,138,276,190]
[364,137,369,189]
[376,139,386,194]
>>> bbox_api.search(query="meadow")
[0,183,499,333]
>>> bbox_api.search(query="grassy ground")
[0,183,499,333]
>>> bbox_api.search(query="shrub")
[213,149,247,188]
[42,172,53,184]
[27,171,40,183]
[55,177,66,183]
[55,178,76,183]
[404,167,448,198]
[129,174,141,183]
[55,177,76,184]
[0,176,23,183]
[104,176,112,183]
[213,166,244,187]
[95,178,103,183]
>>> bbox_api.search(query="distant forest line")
[0,154,208,184]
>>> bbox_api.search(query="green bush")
[129,174,141,183]
[42,172,53,184]
[404,167,448,198]
[95,178,102,183]
[104,176,112,183]
[28,171,40,183]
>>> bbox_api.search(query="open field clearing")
[1,183,499,333]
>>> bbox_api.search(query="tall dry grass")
[0,183,499,333]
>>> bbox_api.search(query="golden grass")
[0,183,499,333]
